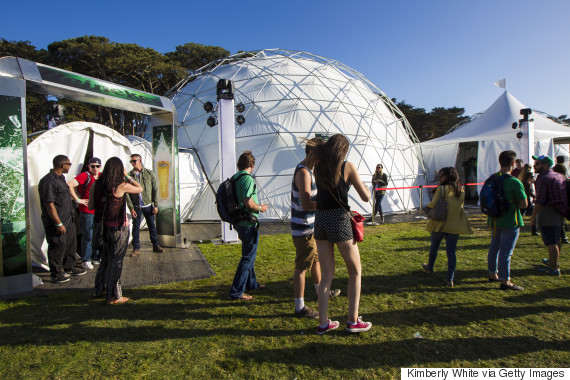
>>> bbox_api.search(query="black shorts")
[314,208,353,243]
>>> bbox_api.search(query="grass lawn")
[0,214,568,379]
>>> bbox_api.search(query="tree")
[166,42,229,72]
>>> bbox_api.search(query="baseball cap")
[89,157,101,165]
[532,155,553,167]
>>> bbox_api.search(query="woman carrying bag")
[422,167,473,287]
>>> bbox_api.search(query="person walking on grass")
[487,150,528,291]
[310,134,372,335]
[291,138,341,319]
[229,151,268,301]
[531,155,566,276]
[422,167,473,287]
[89,157,143,304]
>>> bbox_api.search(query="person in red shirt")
[67,157,102,270]
[510,158,523,178]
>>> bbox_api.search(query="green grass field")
[1,215,568,379]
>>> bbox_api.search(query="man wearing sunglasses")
[67,157,102,270]
[39,155,87,283]
[126,154,164,256]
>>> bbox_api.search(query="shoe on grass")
[329,289,341,298]
[538,267,561,276]
[295,306,318,319]
[316,320,340,335]
[541,258,551,266]
[422,263,433,274]
[346,316,372,333]
[500,283,524,291]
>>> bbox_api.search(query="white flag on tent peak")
[494,78,506,89]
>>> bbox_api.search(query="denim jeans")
[229,225,260,298]
[131,206,160,249]
[80,212,99,262]
[374,192,385,215]
[487,227,520,281]
[427,231,459,282]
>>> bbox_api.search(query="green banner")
[153,125,180,237]
[38,65,163,107]
[0,96,27,277]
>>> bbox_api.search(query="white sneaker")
[82,261,94,270]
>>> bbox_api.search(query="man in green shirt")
[487,150,528,291]
[229,151,268,300]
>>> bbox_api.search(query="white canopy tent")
[28,122,133,269]
[167,49,427,221]
[420,91,570,194]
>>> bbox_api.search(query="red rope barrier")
[374,183,484,191]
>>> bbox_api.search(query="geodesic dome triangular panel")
[169,49,426,221]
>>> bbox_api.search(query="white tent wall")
[420,91,570,193]
[170,49,426,221]
[28,122,132,268]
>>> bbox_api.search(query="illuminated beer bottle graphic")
[156,132,170,200]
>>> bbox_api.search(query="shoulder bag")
[425,186,448,221]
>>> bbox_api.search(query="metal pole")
[416,185,427,220]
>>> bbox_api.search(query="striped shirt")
[291,164,317,237]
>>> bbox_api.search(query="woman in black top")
[89,157,142,304]
[372,164,388,222]
[310,134,372,335]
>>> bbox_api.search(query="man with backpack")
[229,151,268,300]
[67,157,102,270]
[531,155,565,276]
[485,151,528,290]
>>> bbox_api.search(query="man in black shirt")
[38,155,86,283]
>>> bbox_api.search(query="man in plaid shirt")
[530,155,566,276]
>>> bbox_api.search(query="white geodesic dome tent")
[168,49,427,221]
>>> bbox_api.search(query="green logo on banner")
[38,65,163,107]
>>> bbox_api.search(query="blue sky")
[2,0,569,117]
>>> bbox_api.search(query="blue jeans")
[487,227,520,281]
[80,212,99,262]
[374,192,385,215]
[427,232,459,282]
[229,225,260,298]
[131,206,160,249]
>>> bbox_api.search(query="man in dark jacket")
[126,154,164,256]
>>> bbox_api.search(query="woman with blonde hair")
[422,167,473,287]
[310,134,371,335]
[372,164,388,222]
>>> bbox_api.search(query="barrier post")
[415,185,427,220]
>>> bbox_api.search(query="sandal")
[107,297,130,305]
[229,294,253,301]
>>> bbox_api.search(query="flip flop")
[107,297,130,305]
[229,294,253,301]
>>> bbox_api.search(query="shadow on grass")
[235,336,570,369]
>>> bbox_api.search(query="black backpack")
[480,173,511,217]
[216,172,258,226]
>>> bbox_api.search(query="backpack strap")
[80,172,92,199]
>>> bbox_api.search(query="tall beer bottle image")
[155,132,170,200]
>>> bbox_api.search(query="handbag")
[92,196,107,251]
[425,186,448,221]
[328,189,365,242]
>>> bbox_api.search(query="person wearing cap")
[531,154,566,276]
[67,157,102,270]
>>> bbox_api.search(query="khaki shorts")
[293,234,319,271]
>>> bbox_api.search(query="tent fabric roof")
[422,91,570,146]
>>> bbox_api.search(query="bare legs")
[316,239,362,326]
[293,261,322,299]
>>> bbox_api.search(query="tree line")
[1,36,567,141]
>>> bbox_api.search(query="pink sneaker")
[346,316,372,332]
[316,320,340,335]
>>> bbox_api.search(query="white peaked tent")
[168,49,426,221]
[28,122,132,269]
[420,91,570,193]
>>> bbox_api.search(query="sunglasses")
[62,162,72,166]
[90,165,101,168]
[130,160,139,164]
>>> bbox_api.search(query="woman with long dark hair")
[372,164,388,222]
[422,167,473,287]
[88,157,142,304]
[310,134,372,335]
